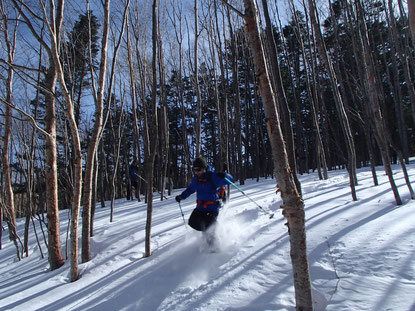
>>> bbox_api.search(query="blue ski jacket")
[129,164,139,181]
[179,167,233,212]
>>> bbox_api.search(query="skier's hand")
[175,195,182,203]
[217,172,226,179]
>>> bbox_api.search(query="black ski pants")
[188,208,218,231]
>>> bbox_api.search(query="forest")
[1,0,414,309]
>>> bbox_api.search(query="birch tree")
[157,9,169,201]
[0,1,20,260]
[408,0,415,41]
[194,0,202,157]
[82,0,129,262]
[9,0,66,270]
[46,0,83,282]
[82,0,110,263]
[226,7,244,183]
[224,0,313,308]
[307,0,357,201]
[166,0,192,184]
[262,0,302,190]
[125,10,142,199]
[144,0,160,257]
[354,0,402,205]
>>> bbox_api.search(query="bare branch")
[220,0,245,18]
[0,58,44,75]
[0,98,51,137]
[9,0,52,55]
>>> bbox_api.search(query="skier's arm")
[180,176,197,200]
[212,172,233,187]
[129,167,139,180]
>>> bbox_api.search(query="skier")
[175,157,233,250]
[129,160,139,200]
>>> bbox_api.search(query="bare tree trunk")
[408,0,415,42]
[226,7,244,183]
[194,0,202,157]
[31,216,45,258]
[364,125,379,186]
[401,0,415,126]
[82,0,110,263]
[290,2,328,180]
[0,198,2,250]
[135,36,147,203]
[166,0,189,184]
[27,79,41,255]
[90,153,98,236]
[83,0,128,261]
[14,122,36,258]
[99,141,106,207]
[204,11,224,169]
[209,0,227,169]
[61,66,83,282]
[209,23,224,168]
[10,0,70,275]
[110,95,127,222]
[262,0,302,191]
[342,0,378,185]
[38,0,84,282]
[144,0,160,257]
[226,0,313,308]
[355,0,402,205]
[385,0,410,162]
[44,66,65,270]
[0,2,20,260]
[157,22,169,201]
[215,1,231,172]
[307,0,357,201]
[275,4,309,175]
[392,148,415,199]
[172,3,192,183]
[126,13,143,200]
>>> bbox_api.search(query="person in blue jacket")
[175,157,233,248]
[129,160,139,200]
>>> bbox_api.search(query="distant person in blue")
[129,160,139,200]
[175,157,233,249]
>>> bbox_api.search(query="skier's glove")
[175,195,182,203]
[217,172,226,179]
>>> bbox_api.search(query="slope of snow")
[1,162,415,311]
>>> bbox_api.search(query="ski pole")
[225,177,274,219]
[178,201,187,227]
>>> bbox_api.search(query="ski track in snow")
[1,162,415,311]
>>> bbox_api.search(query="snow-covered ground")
[1,161,415,311]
